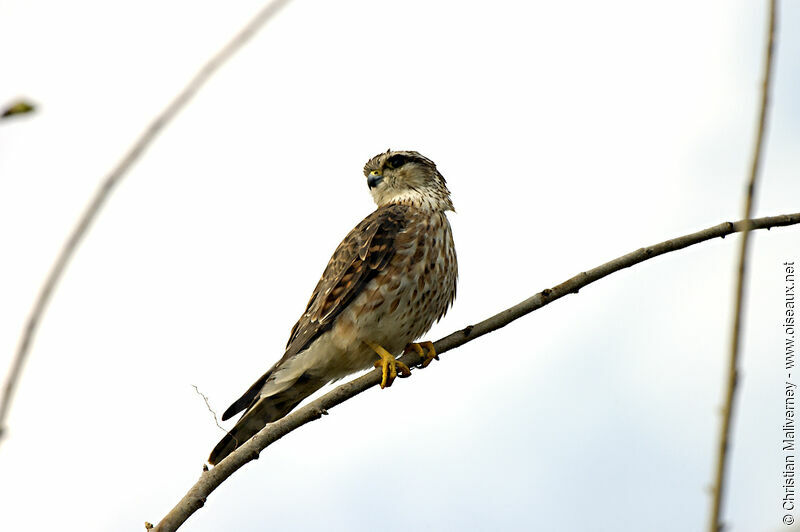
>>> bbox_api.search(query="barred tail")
[208,374,324,465]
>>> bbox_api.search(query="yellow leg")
[366,341,411,389]
[405,341,438,368]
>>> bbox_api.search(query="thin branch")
[191,385,229,437]
[152,212,800,532]
[0,99,36,119]
[709,1,778,530]
[0,0,292,444]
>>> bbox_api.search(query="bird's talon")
[396,361,412,378]
[368,341,408,389]
[406,341,437,368]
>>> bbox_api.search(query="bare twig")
[0,0,292,444]
[1,100,36,119]
[152,212,800,532]
[191,385,228,436]
[709,2,778,531]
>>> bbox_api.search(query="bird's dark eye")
[385,154,408,169]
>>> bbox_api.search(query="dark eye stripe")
[386,154,408,169]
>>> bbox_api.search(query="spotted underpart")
[209,150,458,465]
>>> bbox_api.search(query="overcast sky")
[1,1,799,531]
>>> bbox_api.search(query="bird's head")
[363,150,454,211]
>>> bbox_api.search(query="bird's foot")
[366,341,411,389]
[405,341,438,368]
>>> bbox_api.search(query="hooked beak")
[367,170,383,189]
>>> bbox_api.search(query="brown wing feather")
[220,204,410,421]
[283,203,409,359]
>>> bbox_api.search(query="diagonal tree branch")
[0,0,292,445]
[709,1,778,530]
[151,211,800,532]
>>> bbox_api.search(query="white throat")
[374,187,453,212]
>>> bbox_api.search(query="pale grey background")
[1,1,798,530]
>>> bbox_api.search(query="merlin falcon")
[208,150,458,465]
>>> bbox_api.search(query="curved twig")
[152,212,800,532]
[709,1,778,530]
[0,0,292,444]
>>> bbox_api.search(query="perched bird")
[208,150,458,465]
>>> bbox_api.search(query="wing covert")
[282,204,410,360]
